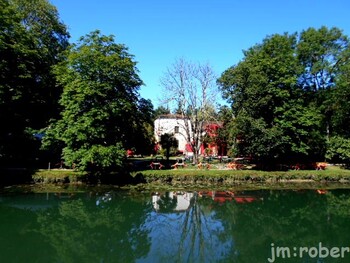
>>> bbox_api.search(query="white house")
[154,114,192,154]
[154,114,227,157]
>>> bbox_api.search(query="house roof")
[156,114,187,119]
[156,114,223,127]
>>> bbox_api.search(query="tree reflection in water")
[144,191,236,262]
[37,192,151,263]
[1,189,350,262]
[145,190,350,263]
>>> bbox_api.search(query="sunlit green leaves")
[218,27,349,165]
[297,26,348,90]
[44,31,144,174]
[326,136,350,164]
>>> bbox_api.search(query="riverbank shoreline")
[0,168,350,193]
[27,167,350,188]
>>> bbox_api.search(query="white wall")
[154,115,192,153]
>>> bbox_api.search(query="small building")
[154,114,227,157]
[154,114,192,155]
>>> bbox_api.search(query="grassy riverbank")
[139,167,350,184]
[31,166,350,185]
[32,169,86,184]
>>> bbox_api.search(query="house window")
[174,126,179,133]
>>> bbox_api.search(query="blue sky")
[50,0,350,108]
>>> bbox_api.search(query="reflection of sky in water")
[137,195,234,263]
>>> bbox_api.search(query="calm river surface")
[1,186,350,263]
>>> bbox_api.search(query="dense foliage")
[0,0,69,167]
[42,31,152,174]
[159,133,178,162]
[1,0,349,176]
[218,26,350,167]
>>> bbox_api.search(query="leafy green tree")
[159,133,178,162]
[218,27,349,167]
[326,136,350,165]
[297,26,348,91]
[297,27,349,147]
[43,31,143,174]
[134,98,155,155]
[321,44,350,166]
[0,0,69,167]
[154,105,171,118]
[219,33,319,164]
[328,47,350,138]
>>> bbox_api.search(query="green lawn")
[140,165,350,181]
[31,164,350,189]
[32,169,86,184]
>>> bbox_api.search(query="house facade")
[154,114,226,156]
[154,114,192,155]
[200,122,227,157]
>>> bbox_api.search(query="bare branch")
[159,58,218,163]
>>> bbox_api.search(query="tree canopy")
[42,31,148,174]
[0,0,69,167]
[218,27,350,167]
[1,0,349,176]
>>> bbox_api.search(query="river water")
[0,187,350,263]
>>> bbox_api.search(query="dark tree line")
[0,0,69,167]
